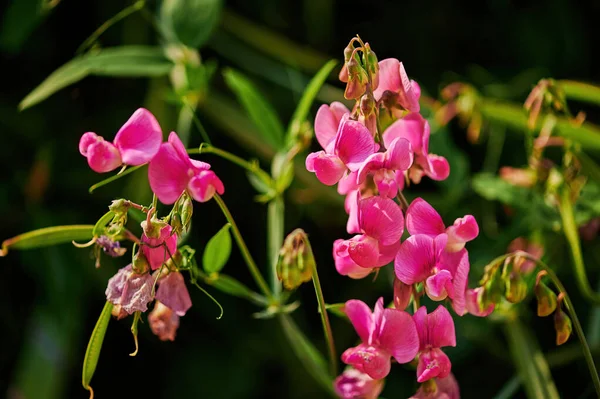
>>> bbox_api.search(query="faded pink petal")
[348,235,380,268]
[417,348,452,383]
[383,113,429,154]
[412,80,422,100]
[378,308,420,363]
[439,249,470,315]
[86,140,122,173]
[315,102,349,151]
[345,299,374,343]
[341,344,391,380]
[306,151,347,186]
[156,271,192,316]
[149,301,180,341]
[113,108,162,165]
[373,58,401,101]
[395,235,436,285]
[105,265,154,314]
[358,196,404,245]
[335,119,377,171]
[148,140,190,204]
[446,215,479,252]
[188,170,225,202]
[141,225,178,270]
[333,239,373,279]
[334,368,384,399]
[79,132,99,156]
[425,270,454,301]
[397,62,420,112]
[406,198,446,237]
[465,287,494,317]
[414,306,456,350]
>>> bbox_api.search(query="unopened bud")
[483,269,504,305]
[535,280,557,317]
[109,199,129,215]
[363,43,379,90]
[339,43,355,83]
[180,195,193,230]
[504,271,528,304]
[141,214,168,239]
[554,309,572,345]
[344,56,368,100]
[132,251,150,274]
[393,278,412,310]
[276,229,314,290]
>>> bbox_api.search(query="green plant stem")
[213,194,273,301]
[267,197,284,297]
[559,80,600,106]
[186,100,212,145]
[557,187,600,304]
[396,191,409,211]
[88,165,143,193]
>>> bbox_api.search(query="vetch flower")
[410,373,460,399]
[413,306,456,383]
[148,132,224,204]
[314,102,351,153]
[141,224,178,271]
[373,58,420,112]
[333,239,373,279]
[155,271,192,316]
[105,265,154,317]
[149,301,180,341]
[342,298,419,379]
[334,368,384,399]
[79,108,162,173]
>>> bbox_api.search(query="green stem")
[396,191,409,211]
[186,100,212,145]
[557,187,600,304]
[213,194,273,301]
[88,165,143,193]
[559,80,600,106]
[304,238,337,377]
[267,197,284,297]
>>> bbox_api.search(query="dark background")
[1,0,599,398]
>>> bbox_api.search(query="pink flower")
[383,113,450,182]
[306,118,378,186]
[79,108,162,173]
[342,298,419,379]
[410,373,460,399]
[465,287,494,317]
[149,301,180,341]
[314,102,351,153]
[141,224,178,271]
[373,58,420,112]
[357,137,414,198]
[413,306,456,383]
[155,271,192,316]
[405,198,478,253]
[148,132,224,204]
[338,196,404,268]
[394,235,470,315]
[105,265,154,315]
[334,368,384,399]
[333,239,373,279]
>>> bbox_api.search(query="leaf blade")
[82,301,113,396]
[202,223,232,274]
[1,225,94,256]
[159,0,223,48]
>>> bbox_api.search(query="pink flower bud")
[149,301,180,341]
[141,224,178,271]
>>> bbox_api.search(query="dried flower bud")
[554,309,572,345]
[535,280,557,317]
[363,43,379,90]
[132,251,150,274]
[334,368,384,399]
[155,271,192,316]
[344,55,368,100]
[149,301,180,341]
[504,271,527,304]
[393,278,412,310]
[465,287,494,317]
[276,229,314,290]
[105,265,154,316]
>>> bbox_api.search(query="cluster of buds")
[535,272,572,345]
[276,229,315,290]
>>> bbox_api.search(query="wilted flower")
[465,287,494,317]
[334,367,384,399]
[155,271,192,316]
[149,301,180,341]
[105,265,154,317]
[96,236,127,258]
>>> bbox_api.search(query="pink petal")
[385,137,414,171]
[393,278,413,311]
[333,239,373,279]
[337,170,360,195]
[335,119,377,171]
[383,113,428,154]
[314,103,349,151]
[446,215,479,252]
[406,198,446,236]
[156,271,192,316]
[394,235,435,285]
[105,265,154,315]
[168,131,192,167]
[345,299,374,343]
[188,170,225,202]
[372,298,385,341]
[348,235,380,268]
[465,287,495,317]
[357,152,386,185]
[148,141,191,205]
[411,80,421,100]
[306,151,347,186]
[113,108,163,165]
[410,373,460,399]
[344,191,361,234]
[397,62,420,113]
[341,344,391,380]
[334,368,384,399]
[79,132,99,156]
[358,196,404,245]
[429,305,456,348]
[378,308,420,364]
[425,270,454,301]
[141,225,178,271]
[377,240,402,266]
[373,170,400,199]
[190,158,211,171]
[373,58,401,101]
[86,139,122,173]
[149,301,180,341]
[423,154,450,181]
[439,249,470,316]
[417,348,452,383]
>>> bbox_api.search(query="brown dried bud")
[554,309,572,345]
[535,279,557,317]
[149,301,180,341]
[276,229,314,290]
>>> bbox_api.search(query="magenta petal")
[424,154,450,181]
[348,235,380,268]
[425,269,453,301]
[79,132,99,156]
[357,152,386,184]
[417,348,451,383]
[86,140,122,173]
[373,58,401,100]
[306,151,347,185]
[315,103,348,150]
[345,191,361,234]
[395,235,435,285]
[428,305,456,348]
[440,249,470,316]
[342,344,391,380]
[385,137,414,171]
[383,113,427,153]
[345,299,374,343]
[406,198,446,236]
[334,368,384,399]
[141,225,178,271]
[397,62,420,113]
[411,80,421,100]
[333,239,372,279]
[376,240,401,267]
[156,271,192,316]
[188,170,225,202]
[335,120,377,171]
[114,108,162,166]
[446,215,479,252]
[358,196,404,245]
[148,141,190,204]
[168,131,192,167]
[465,287,495,317]
[378,308,419,364]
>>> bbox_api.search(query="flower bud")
[483,270,504,305]
[554,309,572,345]
[276,229,314,290]
[132,251,150,274]
[180,195,193,231]
[504,271,528,304]
[360,92,377,135]
[363,43,379,90]
[535,280,557,317]
[465,287,494,317]
[344,55,368,100]
[141,216,169,240]
[393,278,412,310]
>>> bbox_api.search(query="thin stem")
[191,281,224,319]
[304,238,337,377]
[268,197,284,297]
[213,194,273,300]
[521,253,600,397]
[88,165,143,193]
[185,101,212,145]
[396,191,409,211]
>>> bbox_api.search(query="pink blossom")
[465,287,494,317]
[357,137,414,198]
[413,306,456,383]
[141,224,178,271]
[373,58,420,112]
[156,271,192,316]
[79,108,162,173]
[105,265,154,315]
[314,102,350,153]
[148,132,224,204]
[383,113,450,182]
[333,239,372,279]
[341,298,419,379]
[338,196,404,268]
[405,198,478,253]
[306,119,378,186]
[410,374,460,399]
[334,368,384,399]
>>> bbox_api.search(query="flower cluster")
[79,109,224,341]
[306,38,485,398]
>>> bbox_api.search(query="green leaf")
[93,211,116,236]
[202,223,232,274]
[223,68,285,149]
[20,46,174,110]
[82,301,113,397]
[159,0,222,48]
[1,225,94,256]
[286,59,337,139]
[472,173,530,206]
[323,303,347,319]
[206,273,267,305]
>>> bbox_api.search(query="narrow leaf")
[1,225,94,256]
[223,68,285,149]
[20,46,174,110]
[202,223,232,274]
[159,0,222,48]
[82,301,113,398]
[93,211,116,236]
